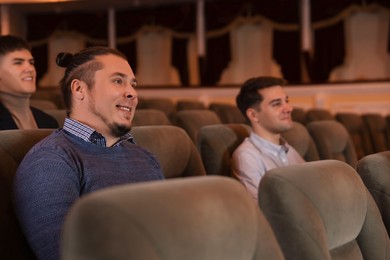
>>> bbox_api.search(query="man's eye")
[114,79,123,84]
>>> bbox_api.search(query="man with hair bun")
[13,46,165,260]
[0,35,58,129]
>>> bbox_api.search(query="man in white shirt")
[232,76,305,201]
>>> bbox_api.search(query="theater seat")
[306,120,357,166]
[336,112,373,159]
[362,113,390,153]
[132,125,206,178]
[208,102,248,124]
[356,151,390,236]
[259,160,390,260]
[61,176,284,260]
[281,121,319,162]
[306,108,334,122]
[132,109,171,126]
[173,110,222,144]
[176,100,206,111]
[197,124,251,176]
[142,98,176,121]
[0,126,205,259]
[0,129,53,260]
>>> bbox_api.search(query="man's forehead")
[95,55,134,76]
[259,85,286,96]
[3,49,33,59]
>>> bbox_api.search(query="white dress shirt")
[232,132,305,201]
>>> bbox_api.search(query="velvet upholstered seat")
[259,159,390,260]
[305,108,334,122]
[356,151,390,236]
[173,109,222,144]
[197,123,251,176]
[176,100,206,111]
[362,113,390,153]
[0,129,53,260]
[281,121,320,162]
[141,97,177,121]
[0,126,205,259]
[61,176,285,260]
[208,102,248,124]
[131,125,206,178]
[132,109,171,126]
[336,112,373,159]
[306,120,358,166]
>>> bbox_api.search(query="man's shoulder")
[27,129,73,155]
[232,136,259,157]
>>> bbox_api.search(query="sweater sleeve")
[13,149,80,260]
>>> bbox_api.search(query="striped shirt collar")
[63,118,135,147]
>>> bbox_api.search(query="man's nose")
[24,63,35,72]
[284,103,293,112]
[125,92,138,103]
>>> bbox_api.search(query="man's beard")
[110,123,131,138]
[88,98,131,138]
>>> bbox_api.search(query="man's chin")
[110,123,132,137]
[280,123,293,132]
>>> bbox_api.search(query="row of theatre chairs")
[32,96,390,161]
[293,107,390,159]
[1,126,390,259]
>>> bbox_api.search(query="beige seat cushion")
[61,176,284,260]
[259,160,390,259]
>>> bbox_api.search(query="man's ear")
[246,108,259,122]
[71,79,86,101]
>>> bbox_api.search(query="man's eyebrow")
[269,98,282,104]
[110,72,127,78]
[111,72,138,85]
[13,57,27,61]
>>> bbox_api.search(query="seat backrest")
[142,98,176,121]
[197,124,251,176]
[132,109,171,126]
[176,100,206,111]
[61,176,285,260]
[336,112,373,159]
[356,151,390,236]
[208,102,248,124]
[362,113,390,153]
[291,107,308,125]
[132,125,206,178]
[259,160,390,260]
[172,110,222,143]
[0,129,53,260]
[31,88,65,109]
[306,120,357,166]
[306,108,334,122]
[43,109,67,127]
[281,121,320,161]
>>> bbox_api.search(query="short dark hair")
[236,76,287,118]
[0,35,31,57]
[56,46,128,113]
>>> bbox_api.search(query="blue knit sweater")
[13,129,164,260]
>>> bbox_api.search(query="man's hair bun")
[56,52,73,68]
